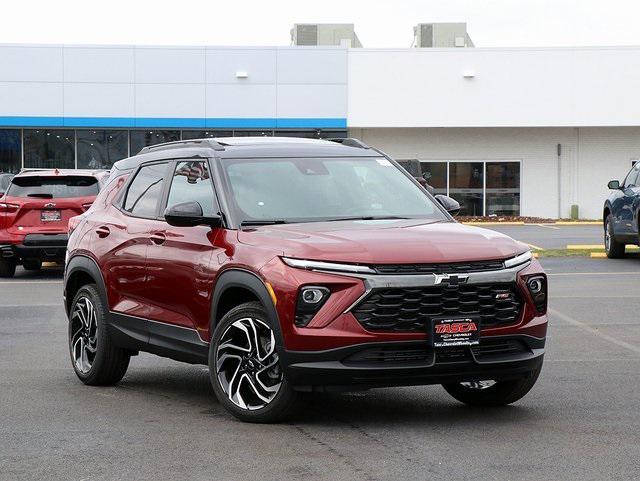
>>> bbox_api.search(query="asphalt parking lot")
[2,228,639,481]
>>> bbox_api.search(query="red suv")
[64,138,547,423]
[0,169,108,277]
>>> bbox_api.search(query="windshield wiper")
[240,219,288,227]
[27,193,54,199]
[321,215,411,222]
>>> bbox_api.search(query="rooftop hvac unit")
[414,23,474,48]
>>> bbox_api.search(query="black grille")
[373,260,504,275]
[342,339,530,367]
[352,283,523,332]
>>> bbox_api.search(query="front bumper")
[281,334,544,391]
[0,233,68,262]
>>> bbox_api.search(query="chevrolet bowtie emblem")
[433,273,469,286]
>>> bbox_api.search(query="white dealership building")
[1,35,639,219]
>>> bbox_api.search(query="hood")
[238,219,528,264]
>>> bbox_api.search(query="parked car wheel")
[209,301,298,423]
[605,214,625,258]
[22,259,42,271]
[0,258,16,278]
[69,284,130,385]
[442,362,542,406]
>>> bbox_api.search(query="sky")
[2,0,640,48]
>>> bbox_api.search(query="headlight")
[525,275,547,314]
[282,257,375,274]
[504,250,532,268]
[295,286,330,327]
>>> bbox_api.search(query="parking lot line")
[548,271,640,276]
[536,223,560,230]
[549,308,640,355]
[0,280,62,285]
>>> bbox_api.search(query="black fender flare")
[209,269,284,349]
[64,254,108,315]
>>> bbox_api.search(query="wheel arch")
[603,203,612,227]
[209,269,283,347]
[64,255,108,316]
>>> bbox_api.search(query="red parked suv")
[0,169,108,277]
[63,138,547,422]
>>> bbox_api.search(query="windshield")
[220,157,448,225]
[7,176,99,199]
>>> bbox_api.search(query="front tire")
[209,301,298,423]
[605,214,625,258]
[0,258,16,278]
[442,362,542,406]
[69,284,130,385]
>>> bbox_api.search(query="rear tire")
[0,258,16,278]
[22,259,42,271]
[442,361,542,406]
[69,284,130,386]
[209,301,298,423]
[605,215,625,258]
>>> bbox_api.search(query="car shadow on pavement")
[116,364,541,426]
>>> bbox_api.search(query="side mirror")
[435,194,461,216]
[164,201,222,228]
[607,180,621,190]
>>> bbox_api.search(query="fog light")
[526,275,547,314]
[295,286,330,327]
[301,288,325,304]
[527,278,544,294]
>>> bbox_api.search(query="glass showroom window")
[420,160,521,216]
[420,162,447,195]
[486,162,520,216]
[77,130,128,169]
[24,129,75,169]
[449,162,484,216]
[129,130,180,155]
[0,129,21,173]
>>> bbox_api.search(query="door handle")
[150,232,166,245]
[95,226,110,238]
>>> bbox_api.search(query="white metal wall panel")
[206,84,277,118]
[0,82,63,116]
[0,46,63,82]
[348,47,640,128]
[277,85,347,118]
[277,48,347,84]
[64,83,135,117]
[135,84,205,118]
[134,47,206,84]
[206,48,277,84]
[64,47,134,83]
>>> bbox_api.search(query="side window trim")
[118,160,172,220]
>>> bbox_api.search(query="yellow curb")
[567,244,604,250]
[462,221,525,226]
[590,252,607,258]
[555,221,601,225]
[568,244,639,251]
[527,243,545,251]
[532,252,540,259]
[42,262,58,267]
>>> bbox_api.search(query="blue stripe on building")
[0,117,347,129]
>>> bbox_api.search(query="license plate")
[41,210,61,222]
[431,317,480,348]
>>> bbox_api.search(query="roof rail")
[138,138,226,155]
[327,138,370,149]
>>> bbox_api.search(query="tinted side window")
[123,163,167,218]
[166,161,216,216]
